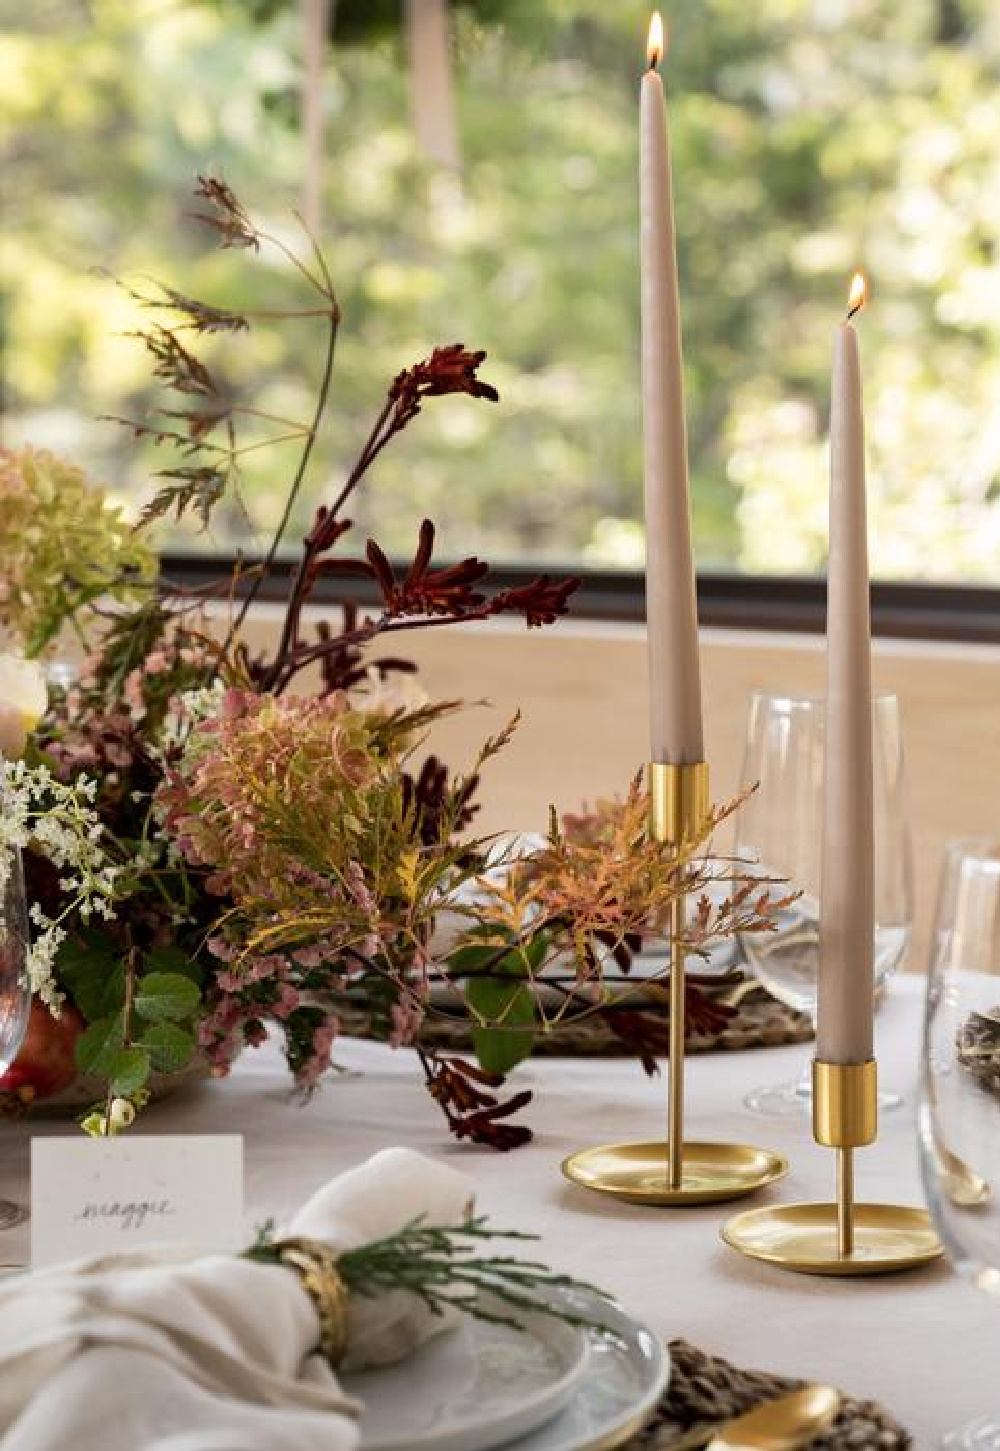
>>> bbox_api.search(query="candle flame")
[846,271,866,320]
[647,12,666,68]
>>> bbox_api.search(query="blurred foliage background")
[2,0,999,577]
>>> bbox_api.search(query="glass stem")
[795,1013,818,1100]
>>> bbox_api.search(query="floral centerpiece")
[0,179,783,1146]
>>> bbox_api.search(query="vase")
[0,999,211,1115]
[35,1059,212,1113]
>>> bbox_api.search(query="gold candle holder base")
[720,1200,942,1275]
[561,1140,789,1206]
[722,1059,943,1274]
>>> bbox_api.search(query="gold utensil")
[669,1384,840,1451]
[940,1144,992,1208]
[923,1066,992,1208]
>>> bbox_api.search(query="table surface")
[1,974,994,1445]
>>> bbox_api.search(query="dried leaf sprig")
[190,175,261,252]
[419,1051,534,1152]
[110,177,579,689]
[109,172,338,534]
[270,515,578,693]
[462,778,795,1031]
[421,780,796,1142]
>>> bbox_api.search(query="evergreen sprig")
[247,1215,611,1332]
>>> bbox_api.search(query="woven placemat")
[628,1338,909,1449]
[339,978,814,1057]
[957,1006,1000,1095]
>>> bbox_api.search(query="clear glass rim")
[747,689,899,710]
[940,836,1000,871]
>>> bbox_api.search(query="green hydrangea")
[0,447,156,656]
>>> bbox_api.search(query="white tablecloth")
[1,975,995,1445]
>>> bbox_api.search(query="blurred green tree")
[2,0,999,579]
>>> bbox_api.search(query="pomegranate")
[0,999,86,1099]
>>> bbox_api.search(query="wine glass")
[919,838,1000,1449]
[0,847,32,1229]
[733,691,912,1116]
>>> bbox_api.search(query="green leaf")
[75,1011,125,1078]
[133,972,201,1023]
[57,933,123,1022]
[139,1022,196,1074]
[446,942,505,976]
[98,964,126,1018]
[466,977,537,1075]
[109,1046,151,1096]
[515,933,548,973]
[447,930,548,982]
[144,946,205,989]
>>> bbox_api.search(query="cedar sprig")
[248,1215,611,1333]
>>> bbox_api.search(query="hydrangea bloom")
[0,448,155,655]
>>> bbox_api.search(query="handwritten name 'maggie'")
[75,1199,175,1233]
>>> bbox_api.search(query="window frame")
[161,554,1000,644]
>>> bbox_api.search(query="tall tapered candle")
[300,0,332,236]
[641,12,704,766]
[405,0,460,170]
[817,272,874,1065]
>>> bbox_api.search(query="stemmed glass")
[733,691,913,1116]
[920,839,1000,1450]
[0,846,32,1229]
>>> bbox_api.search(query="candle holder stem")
[816,1061,871,1267]
[668,890,686,1191]
[562,761,790,1206]
[651,762,708,1191]
[837,1145,854,1259]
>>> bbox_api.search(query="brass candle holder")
[561,761,789,1206]
[722,1059,943,1273]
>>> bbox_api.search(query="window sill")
[161,557,1000,645]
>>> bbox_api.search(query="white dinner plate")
[343,1287,669,1451]
[343,1291,589,1451]
[504,1289,669,1451]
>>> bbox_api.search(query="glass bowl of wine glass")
[0,846,32,1229]
[920,837,1000,1450]
[734,691,913,1116]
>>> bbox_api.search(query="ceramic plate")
[344,1287,668,1451]
[343,1291,589,1451]
[509,1289,669,1451]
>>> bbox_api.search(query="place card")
[30,1134,244,1268]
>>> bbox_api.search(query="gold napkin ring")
[270,1237,350,1366]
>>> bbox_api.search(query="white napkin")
[0,1147,475,1451]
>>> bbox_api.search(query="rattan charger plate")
[630,1338,909,1449]
[339,973,813,1058]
